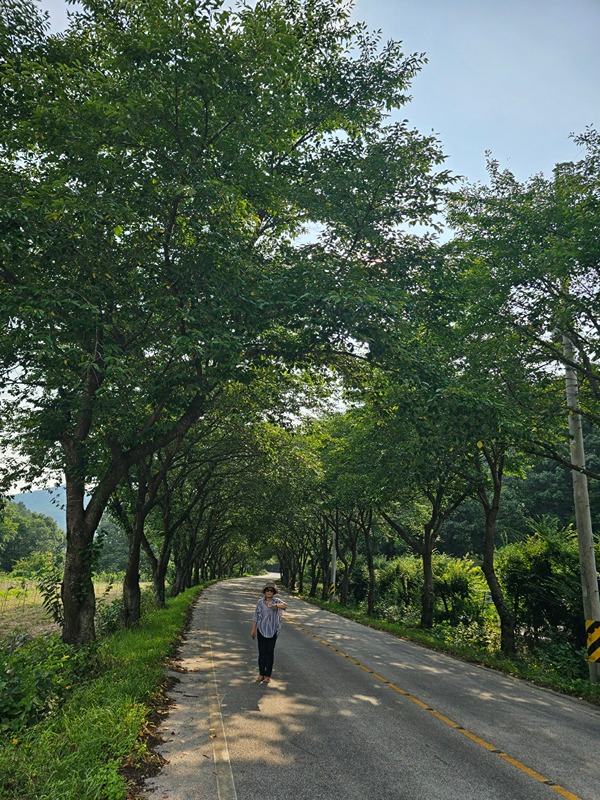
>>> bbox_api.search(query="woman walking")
[251,582,287,683]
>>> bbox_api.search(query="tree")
[349,367,472,627]
[446,132,600,459]
[1,0,451,642]
[315,413,380,609]
[0,500,63,573]
[447,134,600,669]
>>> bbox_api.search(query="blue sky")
[353,0,599,183]
[38,0,600,184]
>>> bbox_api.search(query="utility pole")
[564,335,600,683]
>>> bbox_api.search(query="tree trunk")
[61,460,97,645]
[288,566,297,593]
[482,552,516,656]
[476,446,516,656]
[61,533,96,644]
[354,508,375,614]
[320,538,330,600]
[123,524,142,628]
[339,551,350,605]
[297,550,307,594]
[152,542,171,607]
[364,522,375,616]
[171,564,185,597]
[321,561,330,600]
[117,457,175,627]
[141,524,172,607]
[420,544,434,628]
[153,563,168,607]
[309,560,318,597]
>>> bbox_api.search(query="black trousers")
[257,630,278,677]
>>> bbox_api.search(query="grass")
[0,578,139,639]
[302,596,600,706]
[0,584,204,800]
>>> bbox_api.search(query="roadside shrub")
[433,554,488,625]
[96,597,126,637]
[432,617,500,653]
[526,635,590,681]
[0,635,98,733]
[377,555,423,617]
[96,587,159,637]
[496,518,586,649]
[375,553,488,628]
[373,600,406,623]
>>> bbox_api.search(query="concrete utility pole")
[564,335,600,683]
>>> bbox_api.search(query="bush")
[496,518,587,649]
[10,550,63,580]
[433,554,488,625]
[95,597,126,637]
[432,618,500,653]
[0,635,98,733]
[376,555,423,617]
[96,588,158,637]
[374,553,488,627]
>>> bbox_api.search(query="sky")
[353,0,600,183]
[38,0,600,186]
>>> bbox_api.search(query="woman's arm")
[251,620,257,639]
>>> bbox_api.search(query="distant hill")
[11,488,67,531]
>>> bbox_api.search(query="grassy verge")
[0,585,204,800]
[303,596,600,706]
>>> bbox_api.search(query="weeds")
[36,566,64,626]
[0,584,204,800]
[0,635,98,733]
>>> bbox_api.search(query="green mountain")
[11,489,66,531]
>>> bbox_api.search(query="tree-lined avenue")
[143,579,600,800]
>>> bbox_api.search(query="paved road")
[142,577,600,800]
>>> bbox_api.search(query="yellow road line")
[289,619,581,800]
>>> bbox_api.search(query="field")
[0,577,123,640]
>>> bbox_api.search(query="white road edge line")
[204,600,238,800]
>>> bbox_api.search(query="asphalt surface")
[141,577,600,800]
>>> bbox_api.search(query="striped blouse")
[252,596,285,637]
